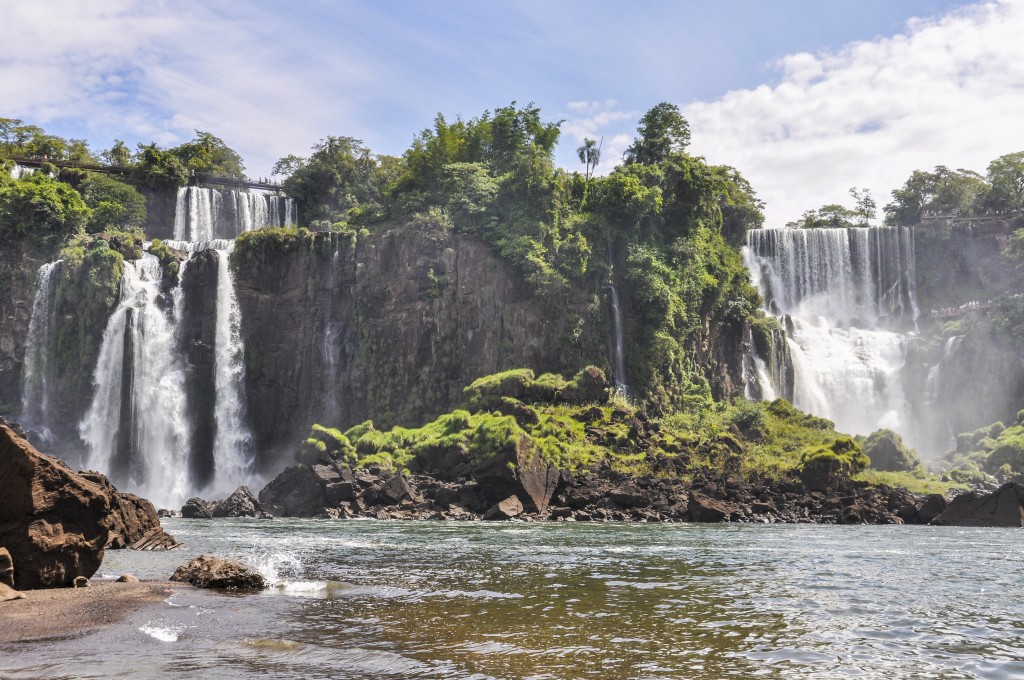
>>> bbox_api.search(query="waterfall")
[209,241,252,495]
[743,226,920,444]
[744,323,794,403]
[76,240,253,507]
[320,248,342,423]
[79,254,191,507]
[608,282,629,394]
[20,261,61,436]
[174,187,295,240]
[9,164,35,179]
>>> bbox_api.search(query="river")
[3,520,1023,679]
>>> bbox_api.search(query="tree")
[985,151,1024,213]
[132,143,189,190]
[102,140,133,167]
[712,165,765,245]
[623,102,691,165]
[0,172,90,242]
[278,136,382,224]
[577,138,600,180]
[849,187,876,225]
[884,166,988,225]
[80,173,147,232]
[170,130,246,179]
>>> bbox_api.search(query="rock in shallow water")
[170,555,266,590]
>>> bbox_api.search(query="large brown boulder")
[688,490,738,523]
[931,483,1024,527]
[170,555,266,589]
[0,423,178,588]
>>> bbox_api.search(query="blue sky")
[2,0,1022,225]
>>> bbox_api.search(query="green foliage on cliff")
[0,171,90,245]
[856,429,922,473]
[944,412,1024,482]
[168,130,246,179]
[80,173,147,232]
[300,367,950,493]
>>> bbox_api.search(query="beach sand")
[0,581,181,643]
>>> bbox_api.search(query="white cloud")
[0,0,378,177]
[683,0,1024,226]
[558,101,637,176]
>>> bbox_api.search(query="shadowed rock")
[931,483,1024,527]
[0,423,178,589]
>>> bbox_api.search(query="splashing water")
[743,226,920,444]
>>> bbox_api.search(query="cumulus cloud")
[0,0,378,177]
[683,0,1024,226]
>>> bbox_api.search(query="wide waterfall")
[744,226,920,445]
[76,239,253,508]
[173,186,295,241]
[79,254,192,506]
[20,261,61,438]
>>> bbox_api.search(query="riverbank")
[0,581,177,643]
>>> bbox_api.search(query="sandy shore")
[0,581,182,643]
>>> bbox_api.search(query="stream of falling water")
[743,226,920,445]
[173,187,296,241]
[20,261,61,438]
[79,254,191,506]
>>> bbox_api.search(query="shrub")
[862,428,922,472]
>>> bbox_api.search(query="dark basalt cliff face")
[0,242,41,416]
[233,227,613,471]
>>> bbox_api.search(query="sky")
[2,0,1023,225]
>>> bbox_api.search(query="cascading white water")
[79,254,191,507]
[608,283,629,393]
[744,226,920,444]
[9,164,35,179]
[174,187,295,240]
[209,241,252,495]
[321,248,342,423]
[20,261,61,436]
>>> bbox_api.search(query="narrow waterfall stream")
[20,260,61,438]
[743,226,920,446]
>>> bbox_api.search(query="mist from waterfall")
[744,227,920,446]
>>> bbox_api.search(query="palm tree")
[577,137,600,180]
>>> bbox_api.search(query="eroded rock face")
[931,483,1024,527]
[170,555,266,589]
[213,486,272,518]
[0,423,178,589]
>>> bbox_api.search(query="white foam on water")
[139,624,182,642]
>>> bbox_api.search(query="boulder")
[473,436,561,514]
[170,555,266,589]
[78,471,178,549]
[917,494,949,524]
[931,483,1024,527]
[181,498,215,518]
[688,490,737,523]
[0,424,178,590]
[380,474,414,505]
[0,582,25,602]
[258,465,327,517]
[483,495,524,520]
[213,486,271,518]
[0,547,13,587]
[117,573,140,583]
